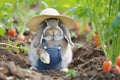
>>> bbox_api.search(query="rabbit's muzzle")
[43,33,64,40]
[43,27,64,40]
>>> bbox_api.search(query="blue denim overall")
[36,39,62,70]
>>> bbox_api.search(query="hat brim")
[26,15,75,32]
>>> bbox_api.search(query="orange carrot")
[84,26,90,33]
[17,34,25,41]
[103,60,112,73]
[74,20,80,30]
[8,29,16,37]
[111,66,120,73]
[116,56,120,67]
[92,33,99,47]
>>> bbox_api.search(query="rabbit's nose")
[53,31,58,36]
[51,30,56,34]
[50,31,54,35]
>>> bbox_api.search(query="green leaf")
[19,45,29,53]
[65,69,78,78]
[0,23,6,37]
[111,12,120,30]
[3,3,12,9]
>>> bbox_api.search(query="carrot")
[92,33,99,47]
[111,66,120,73]
[77,31,81,36]
[17,34,25,41]
[103,60,112,73]
[74,20,80,30]
[8,29,16,37]
[116,56,120,67]
[84,26,90,33]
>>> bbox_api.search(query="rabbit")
[28,18,74,72]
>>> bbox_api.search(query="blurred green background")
[0,0,119,36]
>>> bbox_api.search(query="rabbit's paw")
[39,51,50,64]
[61,68,69,72]
[30,67,37,70]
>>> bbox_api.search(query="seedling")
[65,69,78,79]
[74,43,83,48]
[0,39,29,53]
[71,31,77,38]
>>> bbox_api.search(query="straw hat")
[26,8,74,32]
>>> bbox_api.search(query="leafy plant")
[67,0,120,73]
[0,40,29,53]
[94,10,120,66]
[65,69,78,79]
[91,0,120,73]
[14,0,38,40]
[0,1,16,38]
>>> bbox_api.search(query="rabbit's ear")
[33,22,46,48]
[59,23,74,46]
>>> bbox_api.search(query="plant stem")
[119,0,120,11]
[93,11,108,58]
[109,0,112,16]
[0,43,20,49]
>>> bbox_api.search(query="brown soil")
[0,31,120,80]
